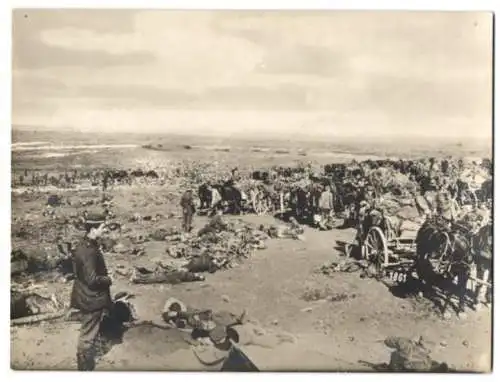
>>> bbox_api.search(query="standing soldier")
[317,183,334,230]
[70,213,112,371]
[180,189,196,233]
[329,181,338,216]
[102,170,109,192]
[101,170,110,204]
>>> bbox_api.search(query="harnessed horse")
[415,217,476,315]
[210,181,246,215]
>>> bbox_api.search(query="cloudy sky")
[12,10,493,139]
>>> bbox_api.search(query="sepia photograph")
[9,7,493,372]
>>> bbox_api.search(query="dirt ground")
[10,183,492,372]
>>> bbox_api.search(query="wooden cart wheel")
[364,226,389,273]
[252,189,269,215]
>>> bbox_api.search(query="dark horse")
[476,179,492,205]
[289,184,323,225]
[415,217,475,316]
[290,186,311,223]
[337,182,363,228]
[210,182,244,215]
[198,183,214,210]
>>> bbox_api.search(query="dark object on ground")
[384,336,452,372]
[47,194,62,207]
[130,267,205,284]
[11,250,29,275]
[185,253,219,273]
[221,345,259,371]
[11,291,60,319]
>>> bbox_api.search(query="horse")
[414,217,475,316]
[476,179,492,204]
[290,186,310,223]
[336,181,361,226]
[108,169,129,185]
[210,182,244,215]
[130,169,145,178]
[198,183,215,210]
[145,170,159,179]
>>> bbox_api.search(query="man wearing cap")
[70,214,112,371]
[317,184,334,229]
[102,170,109,192]
[180,189,196,233]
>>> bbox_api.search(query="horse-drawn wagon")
[345,202,421,277]
[346,197,492,313]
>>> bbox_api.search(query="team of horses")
[355,205,492,315]
[415,217,492,314]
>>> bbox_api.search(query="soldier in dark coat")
[102,170,109,192]
[70,214,112,371]
[180,189,196,233]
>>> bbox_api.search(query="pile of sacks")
[375,193,423,223]
[367,168,418,197]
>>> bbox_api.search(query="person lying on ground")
[130,263,205,285]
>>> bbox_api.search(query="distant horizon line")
[11,124,492,144]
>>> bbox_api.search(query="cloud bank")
[12,10,493,139]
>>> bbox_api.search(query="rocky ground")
[10,184,492,372]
